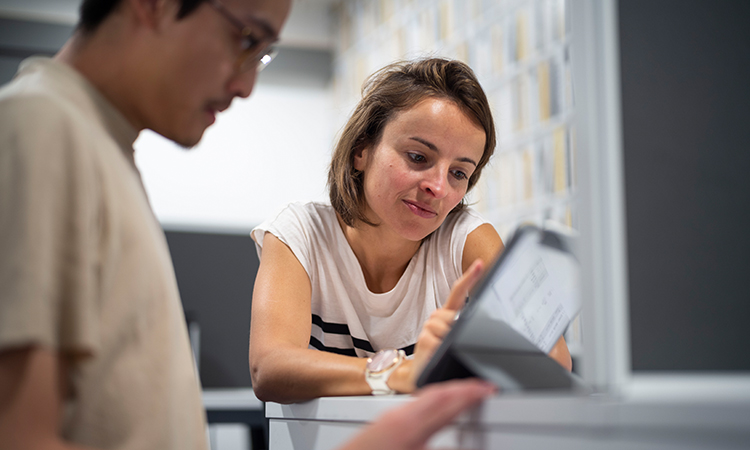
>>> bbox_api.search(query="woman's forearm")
[250,345,372,403]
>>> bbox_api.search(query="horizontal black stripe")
[311,314,351,335]
[310,334,374,354]
[400,344,415,356]
[310,314,416,357]
[352,337,375,353]
[309,336,357,357]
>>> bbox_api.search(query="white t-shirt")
[0,58,207,450]
[251,202,488,357]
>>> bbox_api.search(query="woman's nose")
[421,167,448,198]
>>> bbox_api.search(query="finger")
[418,310,459,346]
[420,318,452,341]
[335,379,495,450]
[443,259,485,311]
[548,336,572,371]
[413,378,497,400]
[427,308,458,326]
[402,379,496,447]
[413,311,463,377]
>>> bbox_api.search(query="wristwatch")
[365,349,406,395]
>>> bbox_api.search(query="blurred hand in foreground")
[337,378,496,450]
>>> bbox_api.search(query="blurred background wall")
[332,0,574,241]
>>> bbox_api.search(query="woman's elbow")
[249,353,294,403]
[250,374,274,403]
[249,355,273,402]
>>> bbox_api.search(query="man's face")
[143,0,291,147]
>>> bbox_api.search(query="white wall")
[0,0,340,234]
[134,81,335,233]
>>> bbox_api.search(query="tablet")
[416,224,586,391]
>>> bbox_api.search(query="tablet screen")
[470,227,580,353]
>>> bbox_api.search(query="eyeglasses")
[208,0,279,73]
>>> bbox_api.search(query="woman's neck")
[337,215,422,294]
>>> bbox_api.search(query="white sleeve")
[437,208,491,281]
[250,202,318,276]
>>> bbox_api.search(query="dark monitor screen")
[618,0,750,371]
[166,230,259,388]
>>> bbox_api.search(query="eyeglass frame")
[207,0,279,73]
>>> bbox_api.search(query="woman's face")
[354,97,486,242]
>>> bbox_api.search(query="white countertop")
[265,377,750,450]
[266,382,750,432]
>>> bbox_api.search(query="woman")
[249,58,571,403]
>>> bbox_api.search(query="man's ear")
[127,0,174,29]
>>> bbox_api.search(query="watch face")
[368,349,399,372]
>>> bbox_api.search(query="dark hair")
[78,0,205,33]
[328,57,497,227]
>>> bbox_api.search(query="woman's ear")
[353,145,369,172]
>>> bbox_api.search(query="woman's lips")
[403,200,437,218]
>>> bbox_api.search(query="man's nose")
[229,67,258,99]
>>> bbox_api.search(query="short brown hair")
[78,0,204,33]
[328,58,496,227]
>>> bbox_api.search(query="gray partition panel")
[618,0,750,371]
[165,230,260,388]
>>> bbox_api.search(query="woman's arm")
[462,223,573,371]
[249,233,373,403]
[249,233,490,401]
[461,223,505,273]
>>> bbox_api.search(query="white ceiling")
[0,0,337,49]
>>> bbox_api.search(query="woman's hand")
[548,336,573,371]
[389,259,486,393]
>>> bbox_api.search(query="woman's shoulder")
[279,201,337,230]
[260,201,334,227]
[422,207,495,276]
[252,201,338,246]
[437,207,489,237]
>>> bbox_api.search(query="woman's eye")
[452,169,468,180]
[408,153,426,163]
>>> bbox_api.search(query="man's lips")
[204,108,216,124]
[205,101,232,124]
[403,200,438,218]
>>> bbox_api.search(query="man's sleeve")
[0,95,100,357]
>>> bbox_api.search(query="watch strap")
[365,349,405,395]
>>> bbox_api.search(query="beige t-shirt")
[0,58,208,450]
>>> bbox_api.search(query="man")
[0,0,493,449]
